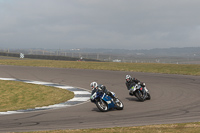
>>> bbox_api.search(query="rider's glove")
[90,92,97,101]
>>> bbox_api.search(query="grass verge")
[0,80,74,112]
[19,122,200,133]
[0,59,200,75]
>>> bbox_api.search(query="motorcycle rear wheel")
[96,99,108,112]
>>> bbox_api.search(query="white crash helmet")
[126,75,131,82]
[90,82,98,89]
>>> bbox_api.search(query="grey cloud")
[0,0,200,50]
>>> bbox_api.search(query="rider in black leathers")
[126,75,140,89]
[90,82,115,102]
[125,75,147,96]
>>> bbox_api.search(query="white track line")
[0,78,90,115]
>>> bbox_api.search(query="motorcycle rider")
[90,82,116,102]
[125,75,149,95]
[90,81,98,102]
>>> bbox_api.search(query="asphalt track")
[0,65,200,132]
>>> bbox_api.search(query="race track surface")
[0,65,200,132]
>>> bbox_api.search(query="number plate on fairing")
[106,101,111,104]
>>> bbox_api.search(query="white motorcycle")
[129,83,151,102]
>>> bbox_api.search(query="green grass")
[0,59,200,75]
[19,122,200,133]
[0,80,74,112]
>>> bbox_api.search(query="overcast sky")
[0,0,200,50]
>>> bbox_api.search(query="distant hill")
[2,47,200,57]
[1,47,199,64]
[68,47,200,57]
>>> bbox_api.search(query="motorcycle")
[129,83,151,102]
[91,91,124,112]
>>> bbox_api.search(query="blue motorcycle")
[91,91,124,112]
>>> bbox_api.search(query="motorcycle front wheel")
[115,98,124,110]
[135,91,145,102]
[96,99,108,112]
[146,93,151,100]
